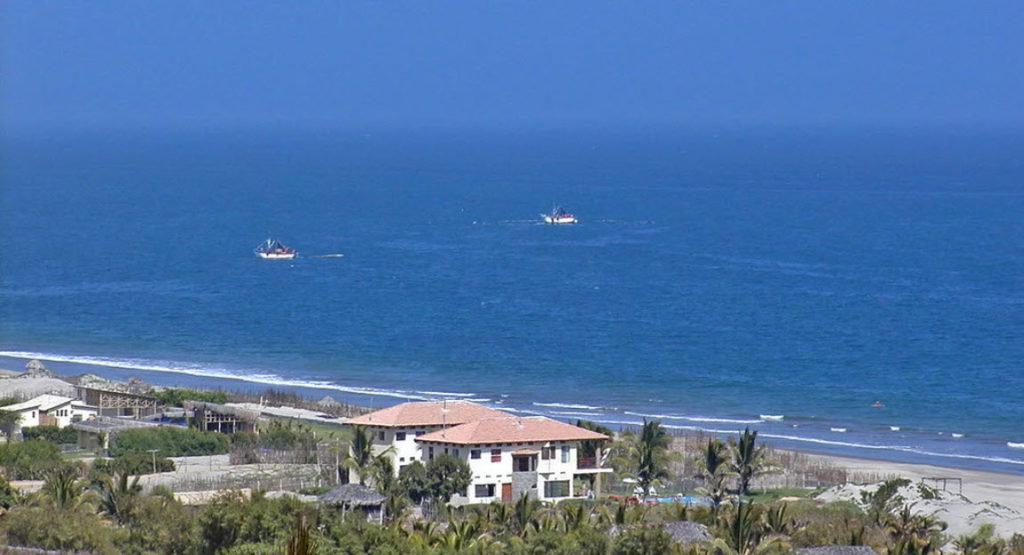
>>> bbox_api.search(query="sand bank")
[804,452,1024,514]
[805,452,1024,538]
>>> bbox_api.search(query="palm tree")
[511,493,542,537]
[344,425,374,485]
[342,425,394,486]
[558,502,592,534]
[42,464,84,510]
[760,503,794,537]
[0,409,19,439]
[91,469,142,524]
[697,437,730,512]
[633,419,672,499]
[710,502,791,555]
[728,427,768,497]
[285,515,319,555]
[885,504,946,555]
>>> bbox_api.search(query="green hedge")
[22,425,78,444]
[92,453,176,475]
[154,388,228,407]
[109,427,229,457]
[0,440,64,479]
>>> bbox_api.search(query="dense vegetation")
[22,424,78,444]
[1,414,1022,553]
[92,453,176,475]
[154,388,229,407]
[2,467,1022,555]
[0,439,66,479]
[109,427,230,457]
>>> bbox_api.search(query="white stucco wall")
[421,440,582,502]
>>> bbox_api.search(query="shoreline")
[797,450,1024,514]
[5,358,1024,536]
[3,352,1024,478]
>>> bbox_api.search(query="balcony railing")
[577,457,600,469]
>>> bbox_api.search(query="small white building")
[416,415,612,503]
[2,394,98,435]
[346,400,513,474]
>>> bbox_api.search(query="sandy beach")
[803,452,1024,513]
[801,451,1024,538]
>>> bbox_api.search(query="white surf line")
[0,351,427,401]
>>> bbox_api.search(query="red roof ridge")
[347,400,513,427]
[416,415,609,445]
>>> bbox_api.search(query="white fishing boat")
[255,238,296,260]
[542,205,578,224]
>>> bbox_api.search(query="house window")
[453,449,460,457]
[490,449,501,463]
[541,446,555,460]
[428,447,434,460]
[470,449,481,459]
[561,446,570,463]
[543,480,570,498]
[474,484,496,498]
[377,431,386,441]
[396,432,406,441]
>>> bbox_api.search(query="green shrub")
[298,485,333,496]
[0,474,23,508]
[155,388,228,407]
[109,426,229,457]
[92,453,176,475]
[0,505,117,554]
[0,439,64,479]
[22,425,78,444]
[113,495,197,554]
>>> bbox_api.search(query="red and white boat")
[541,205,578,224]
[255,238,296,260]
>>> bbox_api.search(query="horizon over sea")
[1,124,1023,474]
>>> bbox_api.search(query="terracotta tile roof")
[416,416,609,445]
[346,400,512,428]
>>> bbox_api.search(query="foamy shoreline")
[3,351,1024,477]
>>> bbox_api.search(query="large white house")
[2,394,98,435]
[346,400,512,474]
[416,415,611,503]
[346,400,612,503]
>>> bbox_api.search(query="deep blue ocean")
[2,125,1022,473]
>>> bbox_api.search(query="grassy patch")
[746,487,816,503]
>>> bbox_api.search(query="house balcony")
[577,457,599,469]
[575,457,613,473]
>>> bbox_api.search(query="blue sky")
[3,1,1023,130]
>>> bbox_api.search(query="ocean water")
[2,125,1023,473]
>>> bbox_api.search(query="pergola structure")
[185,401,260,434]
[76,384,157,418]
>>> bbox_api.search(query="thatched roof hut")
[797,547,878,555]
[320,484,385,506]
[662,520,712,545]
[319,484,386,523]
